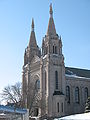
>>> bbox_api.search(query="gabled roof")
[65,67,90,78]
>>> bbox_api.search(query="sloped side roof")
[0,105,27,114]
[65,67,90,78]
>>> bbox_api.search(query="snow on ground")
[54,112,90,120]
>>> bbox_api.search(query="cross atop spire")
[50,3,53,18]
[31,18,34,31]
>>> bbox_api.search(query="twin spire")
[29,4,56,47]
[47,4,56,36]
[29,18,37,48]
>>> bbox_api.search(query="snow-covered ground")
[55,112,90,120]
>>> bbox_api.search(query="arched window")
[85,87,88,102]
[66,86,70,103]
[35,80,40,91]
[45,71,47,92]
[53,46,57,54]
[75,87,79,103]
[55,46,57,54]
[55,71,58,89]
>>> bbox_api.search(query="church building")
[22,4,90,118]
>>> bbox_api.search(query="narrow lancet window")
[66,86,70,103]
[55,46,57,54]
[55,71,58,89]
[85,87,88,102]
[61,103,63,112]
[53,46,54,53]
[75,87,79,103]
[57,102,59,113]
[45,71,47,92]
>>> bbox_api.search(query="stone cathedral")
[22,4,90,118]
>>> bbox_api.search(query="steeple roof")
[29,19,37,48]
[47,4,56,36]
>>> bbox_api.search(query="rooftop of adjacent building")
[65,67,90,78]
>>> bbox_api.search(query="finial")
[60,35,61,40]
[42,38,44,45]
[25,48,26,55]
[31,18,34,31]
[50,3,53,17]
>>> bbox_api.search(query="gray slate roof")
[65,67,90,78]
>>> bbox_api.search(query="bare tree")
[0,82,22,107]
[27,82,47,117]
[27,82,41,116]
[1,81,46,117]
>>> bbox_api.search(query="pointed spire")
[29,19,37,48]
[47,4,56,36]
[31,18,34,31]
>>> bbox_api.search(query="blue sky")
[0,0,90,93]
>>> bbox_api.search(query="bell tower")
[41,4,65,117]
[24,19,41,66]
[22,4,65,118]
[22,19,41,108]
